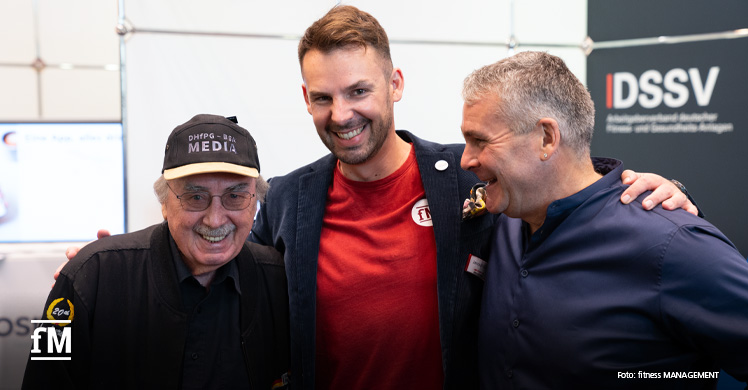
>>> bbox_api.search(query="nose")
[202,196,228,227]
[461,144,479,172]
[330,98,354,124]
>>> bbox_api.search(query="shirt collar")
[529,158,623,246]
[168,232,241,294]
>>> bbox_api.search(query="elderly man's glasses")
[167,183,255,211]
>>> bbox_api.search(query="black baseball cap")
[162,114,260,180]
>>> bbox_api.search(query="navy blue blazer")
[250,130,496,389]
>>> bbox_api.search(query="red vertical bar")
[606,73,613,109]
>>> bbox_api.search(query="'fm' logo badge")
[411,199,433,227]
[30,297,74,360]
[606,66,719,109]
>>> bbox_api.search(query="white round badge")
[411,198,433,226]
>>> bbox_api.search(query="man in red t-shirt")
[251,5,695,389]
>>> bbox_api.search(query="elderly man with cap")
[22,114,290,389]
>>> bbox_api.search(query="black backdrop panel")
[588,0,748,41]
[588,31,747,256]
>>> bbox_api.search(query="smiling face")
[162,172,256,276]
[460,96,544,220]
[301,47,402,166]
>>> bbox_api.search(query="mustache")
[193,224,236,237]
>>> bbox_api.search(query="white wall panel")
[125,0,339,36]
[36,0,119,65]
[0,0,36,63]
[347,0,511,43]
[514,0,587,44]
[40,68,120,120]
[0,69,38,120]
[391,43,511,145]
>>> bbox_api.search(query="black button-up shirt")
[170,237,250,389]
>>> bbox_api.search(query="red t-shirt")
[315,146,443,389]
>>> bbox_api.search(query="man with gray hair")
[461,51,748,388]
[23,114,289,389]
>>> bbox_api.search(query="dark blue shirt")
[479,159,748,389]
[170,236,250,389]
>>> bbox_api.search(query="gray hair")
[153,174,270,205]
[462,51,595,157]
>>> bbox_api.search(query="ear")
[301,83,312,115]
[161,202,168,221]
[390,67,404,102]
[537,118,561,160]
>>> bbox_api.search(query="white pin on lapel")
[435,160,448,171]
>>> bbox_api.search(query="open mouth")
[194,224,235,243]
[335,125,364,140]
[200,233,228,243]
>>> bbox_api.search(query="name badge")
[465,254,487,281]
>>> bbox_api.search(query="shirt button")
[506,369,513,378]
[513,319,520,328]
[520,269,529,277]
[191,352,199,360]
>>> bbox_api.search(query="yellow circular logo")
[46,297,74,326]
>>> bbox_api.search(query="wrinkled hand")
[620,170,698,216]
[53,229,112,283]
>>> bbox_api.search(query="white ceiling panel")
[40,68,120,120]
[37,0,120,65]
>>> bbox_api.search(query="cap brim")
[163,162,259,180]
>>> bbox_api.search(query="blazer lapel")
[411,139,462,352]
[294,156,336,369]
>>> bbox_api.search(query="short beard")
[324,102,394,166]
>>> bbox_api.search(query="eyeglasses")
[167,183,255,211]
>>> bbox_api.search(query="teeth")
[202,234,227,242]
[336,126,364,140]
[194,224,235,243]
